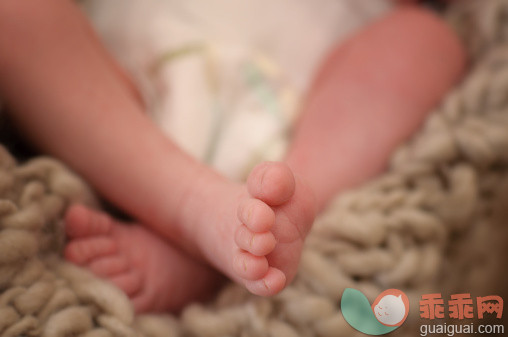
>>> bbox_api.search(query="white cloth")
[82,0,392,180]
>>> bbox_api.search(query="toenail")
[259,165,269,191]
[263,279,270,291]
[246,207,252,222]
[249,233,255,248]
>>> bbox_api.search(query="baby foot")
[64,205,222,313]
[236,162,316,295]
[191,162,316,296]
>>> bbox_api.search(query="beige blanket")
[0,1,507,336]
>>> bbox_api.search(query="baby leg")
[286,6,466,210]
[0,0,315,299]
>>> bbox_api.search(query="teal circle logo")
[341,288,410,335]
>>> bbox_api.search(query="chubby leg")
[0,0,315,297]
[286,6,466,210]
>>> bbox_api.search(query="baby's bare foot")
[64,205,222,313]
[236,162,316,295]
[192,162,316,296]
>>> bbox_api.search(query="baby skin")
[0,0,465,313]
[64,205,224,313]
[66,162,316,312]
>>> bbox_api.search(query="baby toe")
[88,255,129,277]
[232,250,269,281]
[245,267,286,296]
[64,237,117,265]
[237,198,275,232]
[65,205,113,238]
[247,162,295,206]
[235,224,276,256]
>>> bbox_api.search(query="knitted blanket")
[0,1,507,336]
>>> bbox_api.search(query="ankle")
[171,166,238,257]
